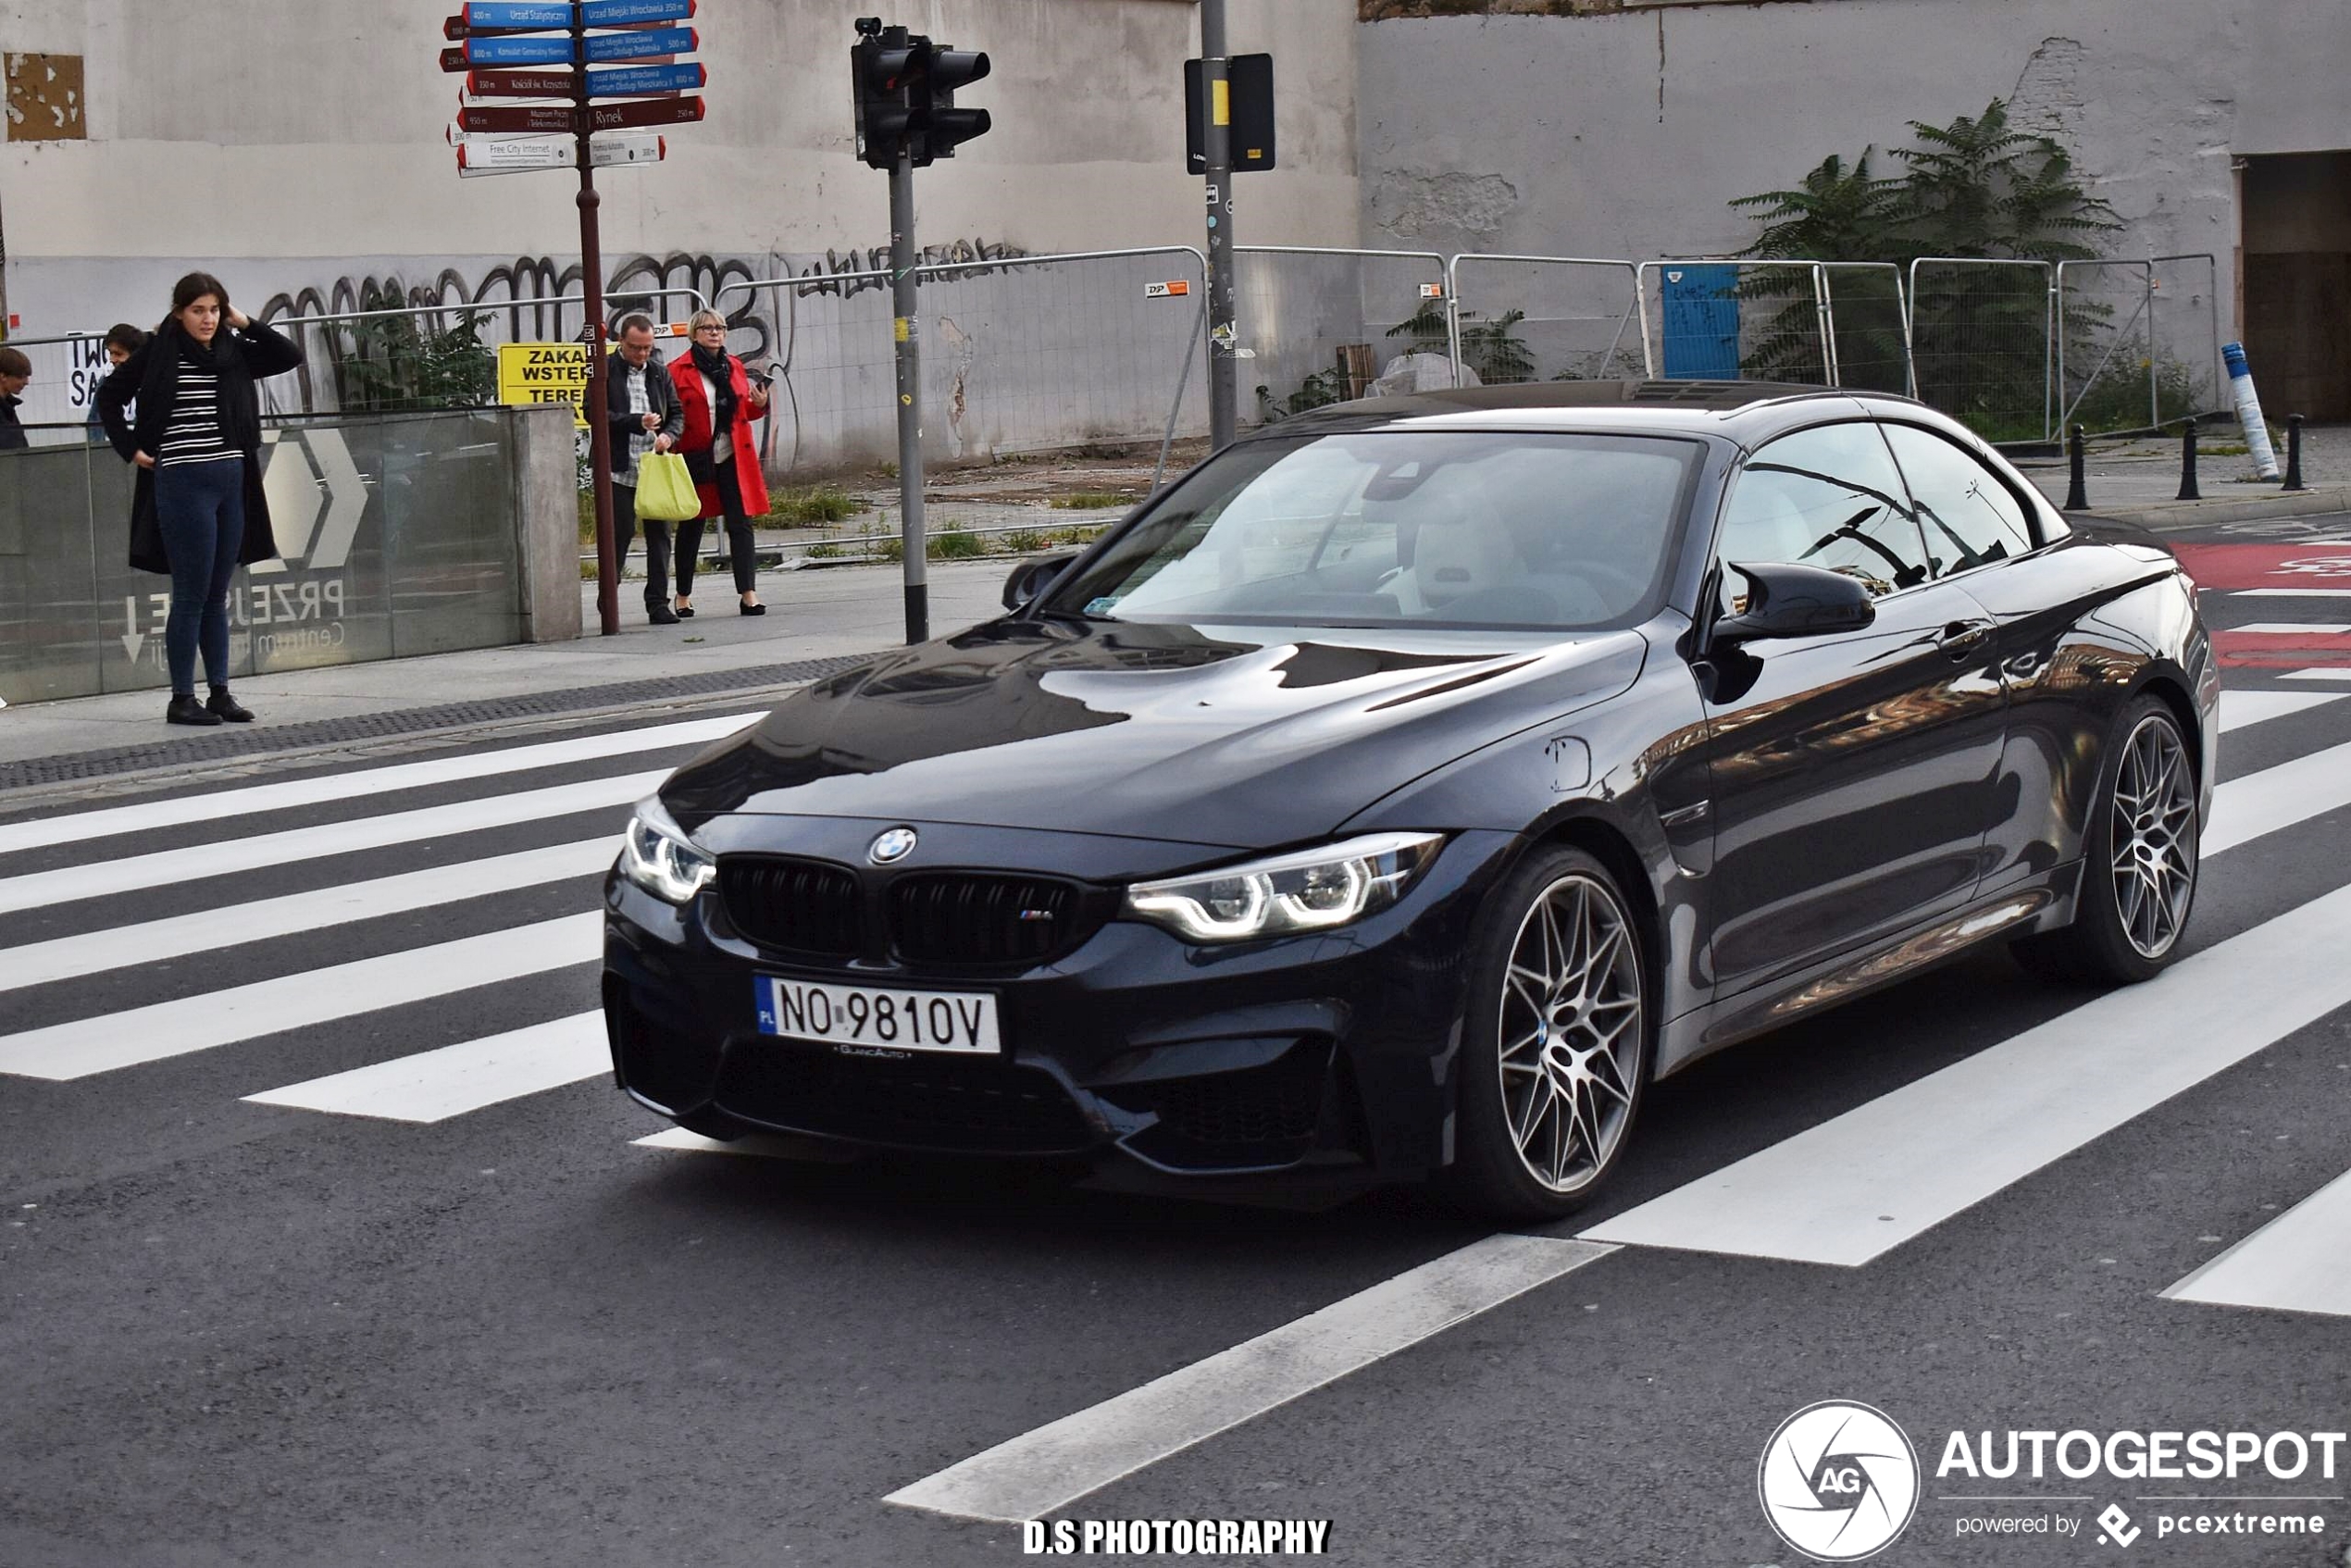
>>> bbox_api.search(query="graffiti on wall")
[252,238,1029,472]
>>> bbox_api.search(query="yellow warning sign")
[496,342,591,428]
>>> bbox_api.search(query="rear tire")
[2011,694,2200,986]
[1441,846,1653,1222]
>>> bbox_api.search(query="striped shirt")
[156,361,239,467]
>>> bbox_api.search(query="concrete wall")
[1356,0,2351,356]
[1,0,1359,466]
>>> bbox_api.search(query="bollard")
[2064,424,2088,510]
[2283,414,2307,492]
[2176,417,2201,502]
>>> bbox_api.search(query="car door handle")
[1936,619,1994,660]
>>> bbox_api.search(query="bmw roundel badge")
[868,827,919,865]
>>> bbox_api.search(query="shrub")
[930,529,985,559]
[1051,492,1133,510]
[769,486,860,525]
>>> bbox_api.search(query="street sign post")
[455,95,701,134]
[459,134,665,175]
[438,0,710,635]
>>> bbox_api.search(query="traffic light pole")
[890,150,928,644]
[1200,0,1236,451]
[576,13,618,638]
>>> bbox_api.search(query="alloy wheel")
[1496,873,1645,1194]
[2108,713,2197,960]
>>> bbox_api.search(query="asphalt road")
[4,510,2350,1568]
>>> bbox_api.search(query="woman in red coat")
[668,309,772,616]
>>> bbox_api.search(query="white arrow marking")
[305,428,369,572]
[118,596,143,662]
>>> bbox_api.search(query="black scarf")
[690,342,738,435]
[171,322,234,374]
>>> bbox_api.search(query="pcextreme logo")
[1759,1400,1922,1562]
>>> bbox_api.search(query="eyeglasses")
[694,325,728,335]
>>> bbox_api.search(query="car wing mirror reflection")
[1002,546,1088,614]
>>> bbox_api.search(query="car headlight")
[1122,832,1446,944]
[618,795,715,905]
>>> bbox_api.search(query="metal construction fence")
[8,245,2226,471]
[715,246,1211,477]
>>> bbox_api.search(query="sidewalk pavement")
[2014,421,2351,529]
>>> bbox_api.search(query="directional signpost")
[439,0,709,636]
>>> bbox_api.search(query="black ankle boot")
[167,693,222,727]
[206,689,254,723]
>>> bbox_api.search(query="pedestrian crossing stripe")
[0,711,757,856]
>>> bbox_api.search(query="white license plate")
[754,976,1001,1055]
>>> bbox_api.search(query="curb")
[2060,487,2351,530]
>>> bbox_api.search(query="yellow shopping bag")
[634,451,702,521]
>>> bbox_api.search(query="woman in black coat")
[97,272,304,727]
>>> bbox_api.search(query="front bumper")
[602,823,1516,1180]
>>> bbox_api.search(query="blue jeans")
[154,459,246,695]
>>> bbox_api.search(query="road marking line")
[2229,622,2351,636]
[245,1012,607,1123]
[0,770,665,917]
[2205,738,2351,854]
[1579,882,2351,1266]
[0,713,756,856]
[0,838,616,994]
[2281,669,2351,683]
[2218,690,2347,733]
[2162,1169,2351,1319]
[0,913,601,1081]
[2235,589,2351,599]
[883,1234,1617,1523]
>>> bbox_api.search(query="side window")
[1879,423,2036,577]
[1714,422,1932,608]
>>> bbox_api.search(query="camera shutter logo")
[1758,1400,1920,1561]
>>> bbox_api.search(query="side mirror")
[1711,562,1876,645]
[1001,546,1084,613]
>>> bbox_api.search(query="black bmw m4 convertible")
[603,381,2217,1219]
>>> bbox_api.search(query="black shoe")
[674,604,695,619]
[167,693,222,727]
[739,601,766,616]
[648,605,680,626]
[206,691,255,723]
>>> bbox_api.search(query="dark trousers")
[613,484,672,609]
[154,459,246,695]
[676,459,757,598]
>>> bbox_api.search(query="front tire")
[2012,694,2200,985]
[1442,846,1653,1221]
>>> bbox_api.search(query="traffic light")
[852,19,918,169]
[919,45,990,163]
[851,19,991,169]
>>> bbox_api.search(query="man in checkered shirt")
[605,313,687,624]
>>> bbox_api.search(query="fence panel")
[1818,262,1910,394]
[910,248,1209,462]
[2151,253,2225,424]
[1446,255,1646,385]
[1233,246,1451,424]
[719,248,1208,475]
[1638,262,1832,385]
[1906,258,2054,442]
[2056,259,2160,434]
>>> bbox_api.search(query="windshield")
[1046,431,1702,630]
